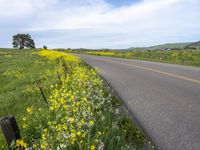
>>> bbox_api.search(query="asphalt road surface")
[75,54,200,150]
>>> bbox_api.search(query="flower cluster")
[38,64,112,149]
[3,68,24,79]
[37,49,81,63]
[11,139,28,150]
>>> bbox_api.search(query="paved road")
[75,54,200,150]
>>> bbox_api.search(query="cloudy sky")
[0,0,200,49]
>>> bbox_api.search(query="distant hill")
[185,41,200,48]
[148,42,192,50]
[127,42,195,51]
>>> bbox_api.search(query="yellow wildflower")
[41,143,48,149]
[91,144,95,150]
[26,107,32,114]
[89,120,94,125]
[22,124,27,129]
[15,139,27,148]
[49,106,54,111]
[22,117,27,121]
[69,117,74,123]
[77,131,81,136]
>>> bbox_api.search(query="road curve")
[75,54,200,150]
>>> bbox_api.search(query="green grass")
[0,49,60,148]
[68,49,200,67]
[0,49,150,149]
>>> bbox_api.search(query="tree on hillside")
[43,45,48,49]
[12,33,35,49]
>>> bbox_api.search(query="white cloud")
[28,0,184,30]
[0,0,200,48]
[0,0,56,19]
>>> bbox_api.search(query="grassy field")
[0,49,150,149]
[67,49,200,67]
[0,49,59,149]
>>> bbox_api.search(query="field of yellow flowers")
[0,49,149,150]
[68,49,200,67]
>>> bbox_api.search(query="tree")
[12,33,35,49]
[43,45,47,49]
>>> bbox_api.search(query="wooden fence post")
[0,116,20,149]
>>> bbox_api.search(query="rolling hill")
[148,42,192,50]
[186,41,200,48]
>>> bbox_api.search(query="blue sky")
[107,0,138,7]
[0,0,200,49]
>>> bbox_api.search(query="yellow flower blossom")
[69,117,74,123]
[89,120,94,126]
[15,139,28,148]
[26,107,33,114]
[22,117,27,121]
[77,131,81,136]
[41,143,48,149]
[91,144,95,150]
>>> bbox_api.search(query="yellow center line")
[97,57,200,85]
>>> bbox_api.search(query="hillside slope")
[186,41,200,48]
[148,42,192,50]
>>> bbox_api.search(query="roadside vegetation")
[0,49,151,149]
[67,49,200,67]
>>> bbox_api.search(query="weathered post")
[36,81,48,104]
[0,116,20,149]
